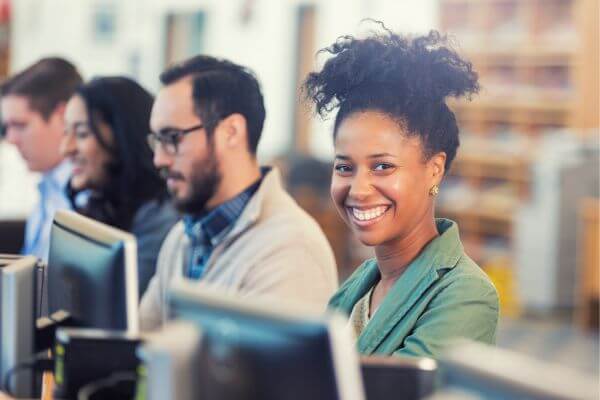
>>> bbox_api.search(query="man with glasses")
[140,55,338,330]
[0,58,82,261]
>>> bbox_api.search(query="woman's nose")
[348,170,373,201]
[60,133,76,157]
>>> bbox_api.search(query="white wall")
[308,0,438,160]
[12,0,135,80]
[2,0,437,216]
[0,142,38,218]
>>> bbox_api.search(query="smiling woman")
[60,77,179,298]
[303,22,499,358]
[331,112,441,248]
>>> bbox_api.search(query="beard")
[170,146,222,215]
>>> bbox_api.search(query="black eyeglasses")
[147,123,204,155]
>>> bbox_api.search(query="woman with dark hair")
[304,24,499,358]
[60,76,178,298]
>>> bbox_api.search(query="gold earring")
[429,185,439,196]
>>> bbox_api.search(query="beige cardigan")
[139,168,338,331]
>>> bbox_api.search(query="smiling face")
[61,95,114,191]
[331,111,445,247]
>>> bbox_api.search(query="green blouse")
[329,219,499,358]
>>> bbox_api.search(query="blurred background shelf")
[438,0,599,320]
[576,197,600,331]
[451,99,574,113]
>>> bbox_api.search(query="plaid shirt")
[183,178,262,280]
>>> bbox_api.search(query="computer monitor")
[166,281,366,400]
[0,254,38,398]
[135,320,204,400]
[47,210,139,333]
[360,356,437,400]
[432,340,599,400]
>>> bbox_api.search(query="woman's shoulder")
[452,253,494,282]
[437,253,499,306]
[132,199,180,235]
[329,258,379,311]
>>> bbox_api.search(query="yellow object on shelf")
[482,256,521,318]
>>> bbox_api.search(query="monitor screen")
[135,320,204,400]
[0,254,37,397]
[47,210,139,333]
[433,340,599,400]
[166,282,365,400]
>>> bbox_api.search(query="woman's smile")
[346,204,391,228]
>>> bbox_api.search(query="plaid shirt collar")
[183,177,262,247]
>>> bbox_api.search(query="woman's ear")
[429,151,447,185]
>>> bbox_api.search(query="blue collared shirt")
[183,177,262,280]
[21,160,72,262]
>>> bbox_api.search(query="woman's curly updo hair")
[303,21,479,172]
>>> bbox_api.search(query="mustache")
[159,168,184,181]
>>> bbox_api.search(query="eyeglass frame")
[147,123,205,155]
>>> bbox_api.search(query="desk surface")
[41,372,54,400]
[0,372,54,400]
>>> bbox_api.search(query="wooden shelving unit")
[0,1,9,79]
[438,0,599,316]
[576,197,599,331]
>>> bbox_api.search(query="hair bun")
[304,21,480,118]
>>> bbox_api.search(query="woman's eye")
[75,130,90,139]
[334,164,352,173]
[373,163,393,171]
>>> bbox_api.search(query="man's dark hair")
[0,57,83,120]
[160,55,266,154]
[303,22,480,172]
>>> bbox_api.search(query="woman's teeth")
[351,206,388,221]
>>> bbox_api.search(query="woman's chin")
[355,231,385,247]
[70,177,87,192]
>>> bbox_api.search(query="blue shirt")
[183,177,262,280]
[21,160,72,262]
